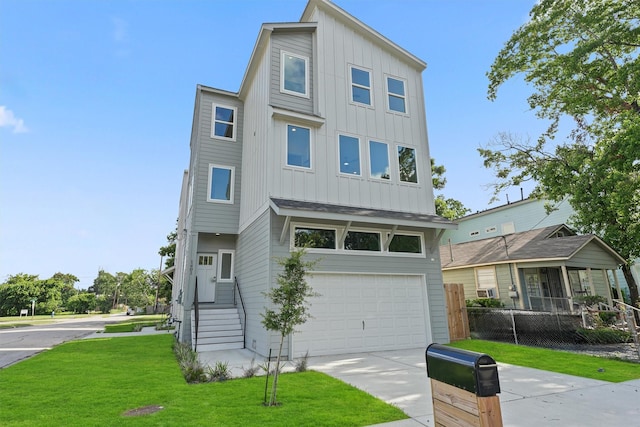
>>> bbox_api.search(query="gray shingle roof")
[270,197,456,229]
[440,225,623,269]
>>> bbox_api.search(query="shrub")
[294,351,309,372]
[173,341,207,383]
[242,358,260,378]
[466,298,505,308]
[576,328,632,344]
[208,361,232,382]
[598,311,618,326]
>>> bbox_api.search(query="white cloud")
[112,17,128,43]
[0,106,29,133]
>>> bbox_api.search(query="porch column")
[512,263,525,309]
[612,270,623,302]
[602,269,613,306]
[586,268,596,296]
[560,266,573,311]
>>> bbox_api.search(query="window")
[476,267,497,289]
[294,227,336,249]
[389,234,422,254]
[218,250,234,282]
[211,104,237,140]
[350,66,371,105]
[339,135,360,175]
[397,146,417,183]
[344,231,380,251]
[369,141,390,180]
[207,164,234,203]
[386,77,406,113]
[287,125,311,168]
[281,51,308,97]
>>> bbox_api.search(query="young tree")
[481,0,640,305]
[261,249,318,406]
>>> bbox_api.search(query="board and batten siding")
[270,31,314,115]
[265,7,434,215]
[193,91,243,233]
[235,210,272,357]
[239,43,272,229]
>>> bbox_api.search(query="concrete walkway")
[199,346,640,427]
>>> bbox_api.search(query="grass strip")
[448,339,640,383]
[0,334,406,426]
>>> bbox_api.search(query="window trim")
[368,140,391,181]
[349,64,373,107]
[206,164,235,204]
[211,103,237,141]
[475,267,498,290]
[385,75,407,114]
[396,144,419,184]
[338,133,362,177]
[286,123,312,170]
[217,250,235,282]
[343,229,382,253]
[281,50,309,98]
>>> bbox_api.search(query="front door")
[196,253,217,302]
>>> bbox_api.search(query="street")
[0,313,127,368]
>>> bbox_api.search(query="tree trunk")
[621,264,639,323]
[269,333,285,406]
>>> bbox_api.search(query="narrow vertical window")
[218,250,234,282]
[212,104,237,140]
[287,125,311,168]
[207,164,235,203]
[281,51,308,97]
[350,66,371,105]
[387,77,406,113]
[397,146,417,183]
[369,141,390,180]
[339,135,360,175]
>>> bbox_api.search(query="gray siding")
[270,31,314,115]
[196,233,237,304]
[193,91,244,234]
[235,209,272,357]
[566,242,620,269]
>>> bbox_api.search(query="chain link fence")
[467,307,640,363]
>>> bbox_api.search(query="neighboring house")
[440,198,630,312]
[169,0,455,359]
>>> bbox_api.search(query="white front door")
[196,253,217,302]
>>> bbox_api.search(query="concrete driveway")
[200,347,640,427]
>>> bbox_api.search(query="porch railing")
[234,276,246,348]
[193,277,199,351]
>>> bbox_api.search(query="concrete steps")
[195,308,244,352]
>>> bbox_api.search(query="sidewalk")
[198,347,640,427]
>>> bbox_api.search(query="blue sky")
[1,0,542,290]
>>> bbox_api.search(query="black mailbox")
[426,343,500,397]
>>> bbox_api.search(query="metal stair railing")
[234,276,247,348]
[193,277,199,351]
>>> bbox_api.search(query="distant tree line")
[0,269,172,317]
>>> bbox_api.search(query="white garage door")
[292,273,430,357]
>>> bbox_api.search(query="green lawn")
[448,339,640,383]
[0,334,407,426]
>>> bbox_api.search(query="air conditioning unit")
[476,288,497,298]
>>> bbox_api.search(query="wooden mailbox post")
[426,344,503,427]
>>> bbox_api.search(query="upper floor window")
[211,104,237,141]
[386,77,406,113]
[389,234,423,254]
[287,125,311,169]
[350,66,372,105]
[339,134,361,176]
[397,146,417,183]
[294,227,336,249]
[369,140,390,180]
[207,164,235,204]
[281,51,309,97]
[344,230,381,252]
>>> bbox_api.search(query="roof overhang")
[270,197,456,230]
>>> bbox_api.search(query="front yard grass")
[0,334,407,426]
[448,339,640,383]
